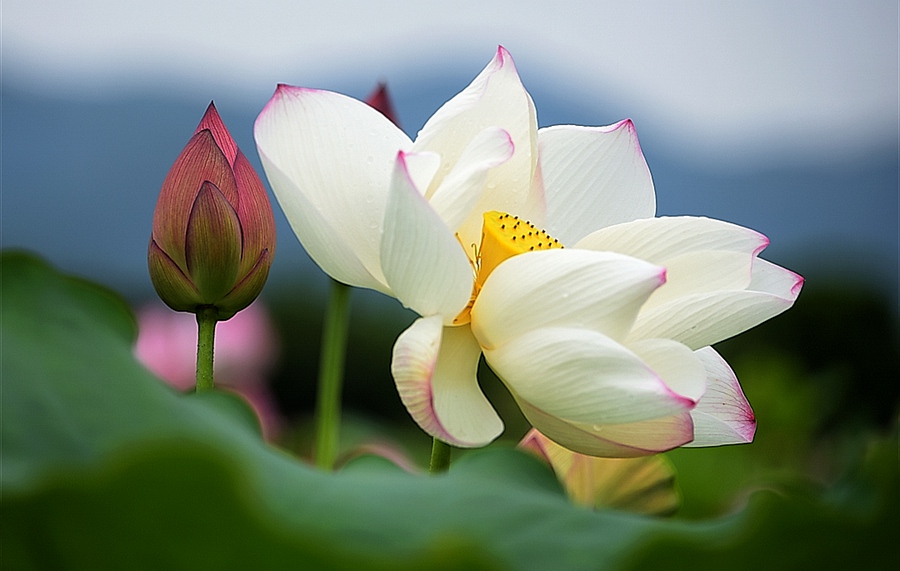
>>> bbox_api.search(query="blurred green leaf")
[624,430,899,570]
[1,251,896,570]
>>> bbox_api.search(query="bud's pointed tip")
[364,81,401,128]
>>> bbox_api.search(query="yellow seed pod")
[477,211,563,289]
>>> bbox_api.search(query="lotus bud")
[364,82,401,128]
[148,102,276,320]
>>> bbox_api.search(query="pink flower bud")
[148,103,276,320]
[364,82,401,128]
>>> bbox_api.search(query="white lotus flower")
[254,47,802,456]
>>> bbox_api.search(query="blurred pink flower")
[134,299,282,438]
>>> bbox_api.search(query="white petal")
[427,127,514,232]
[579,218,768,314]
[380,153,475,323]
[518,401,694,458]
[685,347,756,447]
[628,257,803,348]
[484,327,694,425]
[471,249,665,349]
[413,47,539,249]
[391,317,503,447]
[403,151,442,196]
[255,86,412,285]
[576,216,769,264]
[255,156,388,292]
[391,316,445,440]
[641,250,754,311]
[537,121,656,246]
[749,257,806,295]
[432,325,504,447]
[628,338,706,402]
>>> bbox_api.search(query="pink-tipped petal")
[392,316,445,440]
[628,338,706,403]
[684,347,756,446]
[576,216,769,263]
[427,126,515,232]
[380,152,474,323]
[391,317,502,447]
[484,327,694,426]
[472,249,666,349]
[639,250,755,312]
[517,400,694,458]
[402,151,442,197]
[413,47,539,249]
[537,121,656,246]
[254,85,412,286]
[628,257,803,349]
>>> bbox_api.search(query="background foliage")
[2,252,897,569]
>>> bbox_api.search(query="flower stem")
[314,279,352,470]
[195,306,219,392]
[429,438,452,473]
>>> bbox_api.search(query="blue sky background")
[2,1,897,306]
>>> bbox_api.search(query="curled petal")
[484,327,694,426]
[427,127,515,232]
[628,258,804,349]
[254,85,412,287]
[538,121,656,246]
[391,317,503,447]
[414,46,539,249]
[628,338,706,403]
[392,316,444,440]
[403,151,442,197]
[380,153,474,323]
[472,249,666,349]
[685,347,756,447]
[640,250,754,311]
[518,400,694,458]
[575,216,769,264]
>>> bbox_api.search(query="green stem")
[429,438,452,474]
[314,279,352,470]
[195,306,219,392]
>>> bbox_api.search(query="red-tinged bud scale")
[149,102,276,320]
